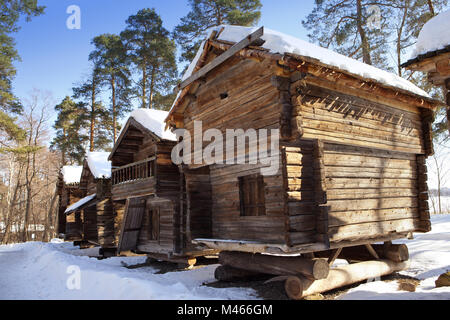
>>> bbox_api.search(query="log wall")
[82,206,98,244]
[323,142,423,242]
[208,161,286,243]
[291,82,425,154]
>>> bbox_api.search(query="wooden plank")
[178,27,264,91]
[117,197,146,253]
[328,218,420,242]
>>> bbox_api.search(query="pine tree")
[50,96,89,165]
[72,68,113,152]
[121,8,178,110]
[0,0,45,144]
[173,0,262,63]
[302,0,392,69]
[90,34,132,142]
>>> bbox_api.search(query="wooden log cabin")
[109,109,215,264]
[57,165,83,240]
[165,25,442,296]
[64,152,112,249]
[402,9,450,135]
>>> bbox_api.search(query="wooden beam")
[214,265,262,281]
[219,251,330,280]
[285,259,409,299]
[178,27,264,91]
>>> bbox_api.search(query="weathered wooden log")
[315,244,409,263]
[214,265,263,282]
[147,252,197,267]
[285,259,409,299]
[219,251,330,280]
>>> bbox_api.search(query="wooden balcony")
[112,157,155,186]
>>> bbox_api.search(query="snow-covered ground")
[0,241,254,300]
[0,214,449,300]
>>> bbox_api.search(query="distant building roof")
[127,109,177,141]
[86,152,111,179]
[61,166,82,184]
[65,194,96,214]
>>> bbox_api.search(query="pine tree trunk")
[90,76,96,152]
[396,5,408,77]
[149,67,155,109]
[356,0,372,65]
[215,3,223,25]
[62,128,67,165]
[111,76,117,142]
[142,67,147,108]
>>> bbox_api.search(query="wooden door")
[117,197,146,253]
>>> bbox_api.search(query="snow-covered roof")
[65,194,96,214]
[173,25,430,110]
[61,166,82,184]
[128,108,176,141]
[86,152,111,179]
[410,9,450,60]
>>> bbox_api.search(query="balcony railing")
[112,157,155,185]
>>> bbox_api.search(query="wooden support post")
[327,248,342,266]
[417,155,431,232]
[271,75,294,140]
[285,259,409,299]
[365,244,380,259]
[313,140,330,246]
[420,108,435,156]
[219,251,330,280]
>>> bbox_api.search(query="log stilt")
[219,251,330,280]
[146,253,197,268]
[99,247,117,258]
[214,265,263,282]
[285,259,409,300]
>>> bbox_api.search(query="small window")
[238,174,266,216]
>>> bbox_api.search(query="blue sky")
[13,0,315,109]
